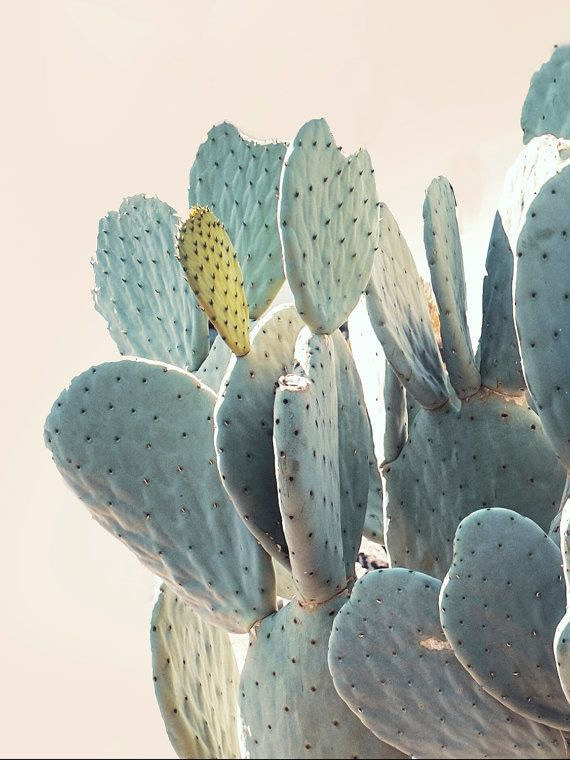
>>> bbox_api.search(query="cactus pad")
[423,177,480,399]
[150,585,240,759]
[196,333,233,392]
[521,45,570,143]
[214,304,304,566]
[440,508,569,729]
[189,122,287,319]
[328,567,566,758]
[279,118,378,334]
[93,194,209,371]
[384,390,566,578]
[178,207,250,356]
[44,358,276,632]
[365,202,449,410]
[240,597,403,759]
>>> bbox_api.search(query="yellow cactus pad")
[178,206,250,356]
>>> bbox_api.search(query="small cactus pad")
[189,122,287,319]
[239,597,404,759]
[328,568,566,758]
[552,494,570,703]
[178,207,250,356]
[195,333,233,392]
[150,585,240,759]
[93,194,209,371]
[214,304,304,566]
[383,363,408,463]
[521,45,570,143]
[478,213,526,395]
[383,390,566,578]
[423,177,480,398]
[363,460,384,543]
[365,202,449,409]
[279,118,378,334]
[440,508,569,729]
[514,164,570,469]
[44,358,276,632]
[274,337,346,602]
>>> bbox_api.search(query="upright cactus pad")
[365,203,449,409]
[554,497,570,702]
[423,177,480,398]
[239,598,404,759]
[214,304,304,566]
[178,207,250,356]
[151,585,240,759]
[196,333,233,392]
[383,391,566,578]
[514,164,570,469]
[279,118,378,334]
[328,568,566,759]
[521,45,570,143]
[44,358,275,632]
[189,122,287,319]
[440,508,569,729]
[93,194,209,371]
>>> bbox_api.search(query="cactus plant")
[44,45,570,760]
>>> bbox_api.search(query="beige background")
[1,1,569,757]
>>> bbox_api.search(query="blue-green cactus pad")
[423,177,480,399]
[279,118,378,334]
[363,459,383,543]
[478,213,526,395]
[521,45,570,143]
[384,390,566,578]
[150,585,240,759]
[189,122,287,319]
[554,497,570,703]
[93,195,209,371]
[196,333,233,392]
[440,508,569,729]
[239,597,404,759]
[365,202,449,410]
[44,358,276,632]
[214,304,304,566]
[514,164,570,468]
[328,568,565,758]
[383,364,408,463]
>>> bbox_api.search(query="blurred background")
[1,1,569,756]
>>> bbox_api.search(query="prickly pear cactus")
[521,45,570,144]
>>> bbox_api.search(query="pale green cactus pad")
[44,358,276,632]
[279,118,378,334]
[553,496,570,704]
[150,585,240,759]
[365,202,449,410]
[214,304,304,567]
[514,164,570,469]
[328,568,566,759]
[521,45,570,143]
[383,364,408,463]
[93,194,209,371]
[178,207,250,356]
[363,460,383,543]
[383,391,566,578]
[440,508,569,729]
[189,122,287,319]
[196,333,233,392]
[423,177,480,398]
[239,597,404,759]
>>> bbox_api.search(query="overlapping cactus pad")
[45,43,570,760]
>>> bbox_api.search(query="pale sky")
[2,2,570,757]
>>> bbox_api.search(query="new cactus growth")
[44,45,570,759]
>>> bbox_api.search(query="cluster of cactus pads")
[45,45,570,758]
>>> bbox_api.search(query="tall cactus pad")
[384,391,566,578]
[215,305,304,566]
[522,45,570,143]
[279,118,378,334]
[363,461,383,543]
[328,568,566,759]
[44,358,276,632]
[150,586,240,759]
[366,203,449,409]
[189,122,287,319]
[423,177,480,398]
[554,498,570,703]
[440,509,569,729]
[478,213,526,395]
[178,207,250,356]
[93,195,209,371]
[514,165,570,468]
[240,598,403,759]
